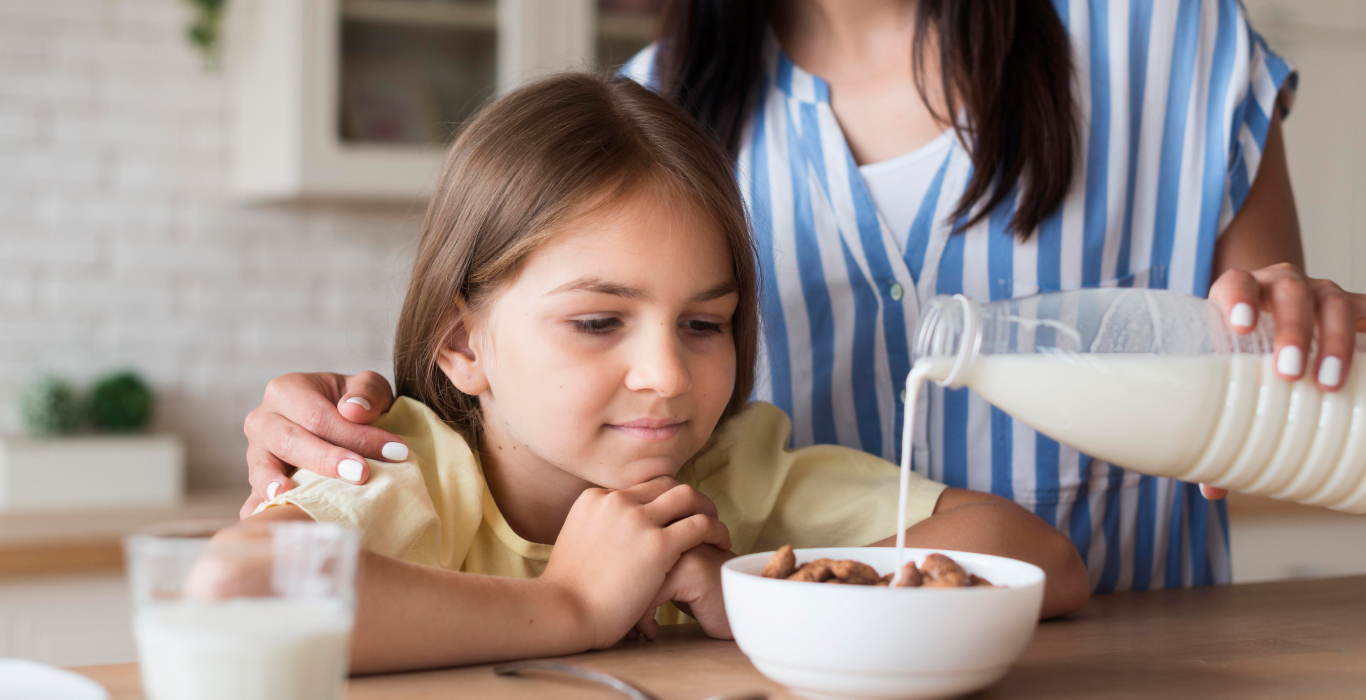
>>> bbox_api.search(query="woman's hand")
[540,476,732,649]
[1200,104,1366,501]
[241,371,405,519]
[1210,263,1366,388]
[1203,264,1366,500]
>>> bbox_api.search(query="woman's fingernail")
[381,442,409,461]
[1277,345,1304,377]
[1230,303,1255,328]
[266,481,280,500]
[338,459,364,482]
[1318,356,1343,388]
[345,396,372,412]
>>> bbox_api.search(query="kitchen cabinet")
[227,0,661,201]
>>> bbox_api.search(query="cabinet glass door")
[339,0,498,145]
[597,0,664,72]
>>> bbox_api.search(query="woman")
[241,0,1365,592]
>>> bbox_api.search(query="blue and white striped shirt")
[625,0,1296,591]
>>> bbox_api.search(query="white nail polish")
[338,459,364,482]
[1318,356,1343,388]
[381,442,409,461]
[1230,303,1255,328]
[266,481,280,500]
[345,396,372,412]
[1277,345,1304,377]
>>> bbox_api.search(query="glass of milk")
[125,520,361,700]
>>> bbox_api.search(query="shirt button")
[899,388,907,403]
[889,282,904,301]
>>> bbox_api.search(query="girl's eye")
[684,320,724,335]
[571,317,621,334]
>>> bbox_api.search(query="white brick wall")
[0,0,421,491]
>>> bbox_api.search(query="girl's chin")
[588,457,686,490]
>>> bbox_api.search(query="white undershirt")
[857,129,956,248]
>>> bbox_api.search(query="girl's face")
[438,184,739,489]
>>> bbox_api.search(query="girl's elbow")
[1043,537,1090,618]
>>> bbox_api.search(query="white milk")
[894,351,1366,570]
[135,599,353,700]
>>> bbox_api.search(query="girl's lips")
[608,419,686,442]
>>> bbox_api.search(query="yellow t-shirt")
[259,397,945,583]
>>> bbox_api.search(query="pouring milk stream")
[894,288,1366,579]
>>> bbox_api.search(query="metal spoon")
[493,660,768,700]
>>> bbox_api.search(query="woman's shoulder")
[617,43,660,91]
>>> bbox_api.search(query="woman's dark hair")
[654,0,1077,237]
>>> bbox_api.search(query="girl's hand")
[241,371,405,519]
[540,476,732,649]
[632,544,735,641]
[1203,263,1366,500]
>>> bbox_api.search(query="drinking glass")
[125,520,360,700]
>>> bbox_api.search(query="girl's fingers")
[244,410,369,484]
[619,475,683,505]
[643,483,719,526]
[1312,281,1357,391]
[265,373,407,462]
[1261,268,1315,380]
[633,607,659,641]
[1209,268,1262,334]
[663,513,732,554]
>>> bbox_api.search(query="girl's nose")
[623,324,692,398]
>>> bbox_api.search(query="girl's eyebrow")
[691,280,738,302]
[547,277,647,299]
[545,277,737,302]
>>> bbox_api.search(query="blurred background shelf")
[0,491,244,580]
[341,0,498,29]
[598,10,656,43]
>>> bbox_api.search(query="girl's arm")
[225,505,591,673]
[868,487,1090,619]
[216,476,732,674]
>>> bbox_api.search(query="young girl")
[230,73,1087,673]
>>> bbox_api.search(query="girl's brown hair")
[393,73,759,435]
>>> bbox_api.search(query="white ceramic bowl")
[722,547,1045,700]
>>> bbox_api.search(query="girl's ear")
[436,301,490,396]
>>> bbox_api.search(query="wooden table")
[74,575,1366,699]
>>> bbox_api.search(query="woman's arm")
[868,487,1090,619]
[1203,103,1366,498]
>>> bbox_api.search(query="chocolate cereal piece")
[764,546,991,588]
[829,559,881,585]
[761,545,797,579]
[968,574,996,587]
[786,559,836,583]
[920,553,970,587]
[893,561,923,588]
